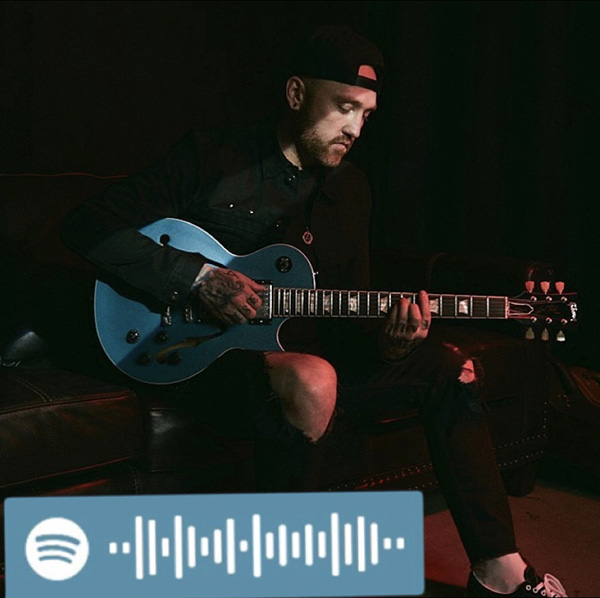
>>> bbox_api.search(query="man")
[61,25,567,598]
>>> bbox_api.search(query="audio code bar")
[109,513,407,581]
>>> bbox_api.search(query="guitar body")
[94,218,315,384]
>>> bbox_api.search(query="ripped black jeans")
[170,337,517,566]
[337,337,518,565]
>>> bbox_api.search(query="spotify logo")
[25,517,89,581]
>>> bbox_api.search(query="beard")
[297,116,352,169]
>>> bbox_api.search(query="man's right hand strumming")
[194,265,264,325]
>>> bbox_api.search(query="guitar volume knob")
[137,352,153,365]
[155,331,169,344]
[126,329,140,344]
[167,351,182,365]
[276,256,293,273]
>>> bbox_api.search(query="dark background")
[2,0,598,370]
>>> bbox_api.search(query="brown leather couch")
[0,173,559,591]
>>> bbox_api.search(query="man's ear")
[285,76,306,111]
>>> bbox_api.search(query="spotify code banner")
[5,491,424,598]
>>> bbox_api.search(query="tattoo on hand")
[197,269,244,308]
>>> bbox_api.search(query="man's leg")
[249,351,338,492]
[417,347,529,592]
[169,349,337,491]
[337,338,533,593]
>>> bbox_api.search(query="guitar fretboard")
[271,289,508,319]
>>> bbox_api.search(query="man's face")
[296,79,377,169]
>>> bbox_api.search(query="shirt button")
[284,174,297,186]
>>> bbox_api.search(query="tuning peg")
[555,281,565,294]
[525,281,535,293]
[525,327,535,340]
[541,328,550,341]
[556,330,566,342]
[540,281,550,294]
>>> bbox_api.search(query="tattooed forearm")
[378,333,421,362]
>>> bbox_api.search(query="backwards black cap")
[286,25,385,94]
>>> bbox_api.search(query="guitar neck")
[271,288,508,320]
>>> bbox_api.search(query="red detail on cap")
[358,64,377,81]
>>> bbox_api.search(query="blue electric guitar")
[94,218,579,384]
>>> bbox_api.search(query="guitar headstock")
[509,280,578,342]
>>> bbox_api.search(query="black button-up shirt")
[62,120,373,308]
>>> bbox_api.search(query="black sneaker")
[467,565,567,597]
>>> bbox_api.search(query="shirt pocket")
[183,206,280,255]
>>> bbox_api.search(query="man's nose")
[343,113,364,140]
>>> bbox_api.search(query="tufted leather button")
[170,291,179,302]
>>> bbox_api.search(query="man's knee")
[266,352,337,395]
[442,342,478,384]
[291,354,338,401]
[459,358,477,384]
[265,352,337,442]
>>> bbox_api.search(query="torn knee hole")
[458,359,477,384]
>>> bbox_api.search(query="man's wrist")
[191,263,218,291]
[378,335,420,362]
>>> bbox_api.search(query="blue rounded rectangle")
[5,491,424,597]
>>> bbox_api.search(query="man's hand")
[379,290,431,361]
[195,267,264,325]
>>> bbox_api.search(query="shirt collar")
[259,122,336,203]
